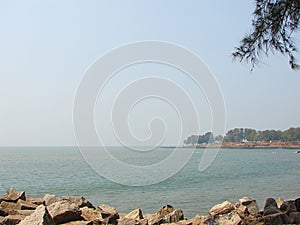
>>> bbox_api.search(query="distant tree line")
[184,127,300,145]
[184,132,222,146]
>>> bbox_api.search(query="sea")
[0,147,299,218]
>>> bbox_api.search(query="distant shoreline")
[182,141,300,149]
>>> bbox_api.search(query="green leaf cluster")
[233,0,300,70]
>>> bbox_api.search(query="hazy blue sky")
[1,1,299,146]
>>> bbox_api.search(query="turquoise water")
[0,147,299,217]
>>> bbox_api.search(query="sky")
[0,0,300,146]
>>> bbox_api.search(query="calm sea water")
[0,147,299,217]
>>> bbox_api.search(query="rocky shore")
[221,141,300,149]
[184,141,300,149]
[0,189,300,225]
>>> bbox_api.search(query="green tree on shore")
[244,128,257,141]
[184,127,300,145]
[257,129,282,141]
[282,127,300,141]
[224,128,244,142]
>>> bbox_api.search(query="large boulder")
[144,205,183,225]
[288,212,300,224]
[14,210,35,216]
[145,205,175,225]
[0,216,4,224]
[0,201,20,210]
[208,201,234,216]
[1,189,26,203]
[98,204,119,224]
[62,196,94,209]
[0,208,15,216]
[239,197,259,215]
[0,214,26,225]
[236,197,259,216]
[276,197,285,209]
[47,200,82,224]
[5,209,35,216]
[263,198,281,215]
[191,215,202,225]
[17,199,38,210]
[118,217,148,225]
[198,216,216,225]
[278,199,297,213]
[176,218,193,225]
[26,197,43,206]
[80,207,102,224]
[18,205,55,225]
[296,198,300,211]
[1,199,38,211]
[216,211,243,225]
[43,194,61,206]
[156,205,174,217]
[125,209,144,220]
[263,212,290,225]
[163,209,184,223]
[143,213,164,225]
[60,221,93,225]
[0,207,8,217]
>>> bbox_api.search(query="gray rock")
[1,199,38,211]
[156,205,174,217]
[118,218,137,225]
[288,212,300,224]
[263,212,290,225]
[19,205,55,225]
[0,216,4,224]
[143,205,175,225]
[125,209,144,220]
[43,194,61,206]
[236,197,259,216]
[208,201,234,216]
[62,196,94,209]
[144,206,183,225]
[98,204,119,224]
[26,197,43,205]
[295,198,300,211]
[276,197,285,209]
[200,216,217,225]
[17,199,38,210]
[143,214,164,225]
[80,207,102,224]
[139,219,149,225]
[191,215,202,225]
[0,208,16,216]
[175,218,193,225]
[0,207,8,217]
[47,200,82,224]
[0,201,20,210]
[118,217,148,225]
[6,209,35,216]
[60,221,93,225]
[216,211,242,225]
[279,199,297,213]
[163,209,184,223]
[263,198,281,216]
[1,189,26,203]
[14,210,35,216]
[0,214,26,225]
[235,202,247,216]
